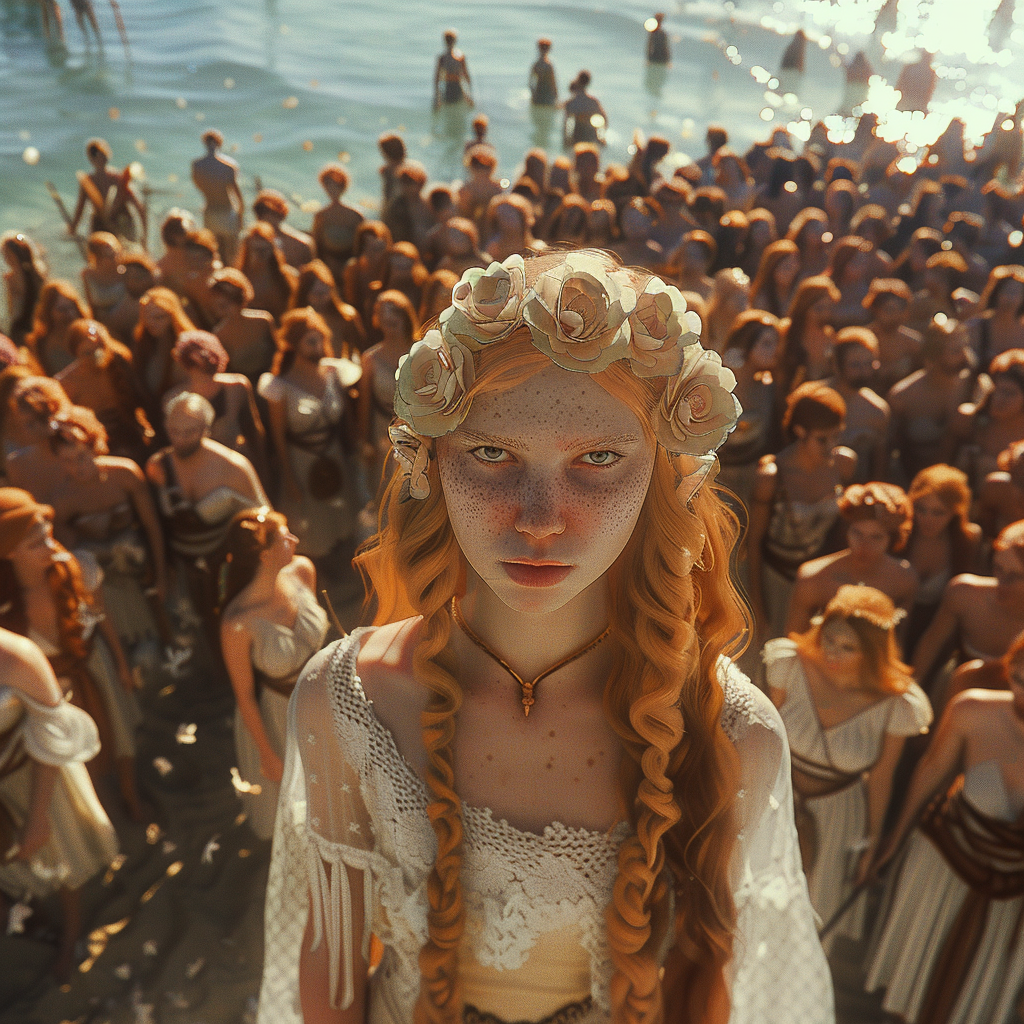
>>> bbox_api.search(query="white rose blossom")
[439,255,527,349]
[656,347,741,456]
[393,329,475,437]
[521,252,637,372]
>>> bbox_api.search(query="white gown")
[258,631,834,1024]
[763,638,933,954]
[865,760,1024,1024]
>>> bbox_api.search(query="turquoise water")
[2,0,1023,281]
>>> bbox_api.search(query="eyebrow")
[458,429,643,451]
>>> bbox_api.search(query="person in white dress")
[0,626,117,980]
[763,585,932,955]
[865,630,1024,1024]
[259,306,361,560]
[217,507,328,841]
[258,251,834,1023]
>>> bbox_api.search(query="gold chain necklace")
[450,597,611,717]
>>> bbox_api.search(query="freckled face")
[436,364,656,615]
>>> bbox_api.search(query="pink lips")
[500,560,574,588]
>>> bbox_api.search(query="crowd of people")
[3,75,1024,1021]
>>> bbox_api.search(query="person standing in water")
[434,29,473,109]
[529,37,558,107]
[191,129,245,266]
[562,70,608,148]
[646,13,671,65]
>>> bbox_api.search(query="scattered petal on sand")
[6,901,31,935]
[153,756,173,776]
[166,861,184,877]
[157,684,175,698]
[162,644,193,677]
[22,147,39,165]
[230,767,262,796]
[175,723,197,745]
[185,957,206,979]
[201,836,220,864]
[146,823,163,845]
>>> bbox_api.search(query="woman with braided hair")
[259,251,831,1023]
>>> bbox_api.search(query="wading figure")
[258,250,833,1023]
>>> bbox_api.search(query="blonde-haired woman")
[260,251,832,1023]
[765,585,932,955]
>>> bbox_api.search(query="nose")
[514,476,566,539]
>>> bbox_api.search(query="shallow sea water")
[2,0,1024,280]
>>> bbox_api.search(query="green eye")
[473,446,508,463]
[580,451,621,466]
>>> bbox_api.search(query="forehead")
[454,363,646,449]
[821,618,859,644]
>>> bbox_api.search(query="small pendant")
[521,682,535,717]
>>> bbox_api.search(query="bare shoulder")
[243,309,275,327]
[945,573,992,608]
[101,455,146,484]
[752,454,778,500]
[887,369,925,403]
[832,445,858,481]
[289,555,316,589]
[0,631,61,706]
[145,450,167,485]
[796,550,840,580]
[356,617,423,701]
[948,687,1010,728]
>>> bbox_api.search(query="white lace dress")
[258,631,834,1024]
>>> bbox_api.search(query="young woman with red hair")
[259,307,360,559]
[259,251,831,1024]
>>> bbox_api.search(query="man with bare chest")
[434,30,473,109]
[191,129,244,265]
[146,393,265,632]
[830,328,892,481]
[887,318,974,483]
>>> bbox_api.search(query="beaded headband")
[389,251,742,506]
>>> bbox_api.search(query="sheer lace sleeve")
[258,633,381,1023]
[719,658,835,1024]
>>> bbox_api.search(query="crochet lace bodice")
[258,629,834,1024]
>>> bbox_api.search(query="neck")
[457,570,610,684]
[792,442,826,471]
[246,560,280,601]
[13,559,48,591]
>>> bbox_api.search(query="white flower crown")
[389,251,742,505]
